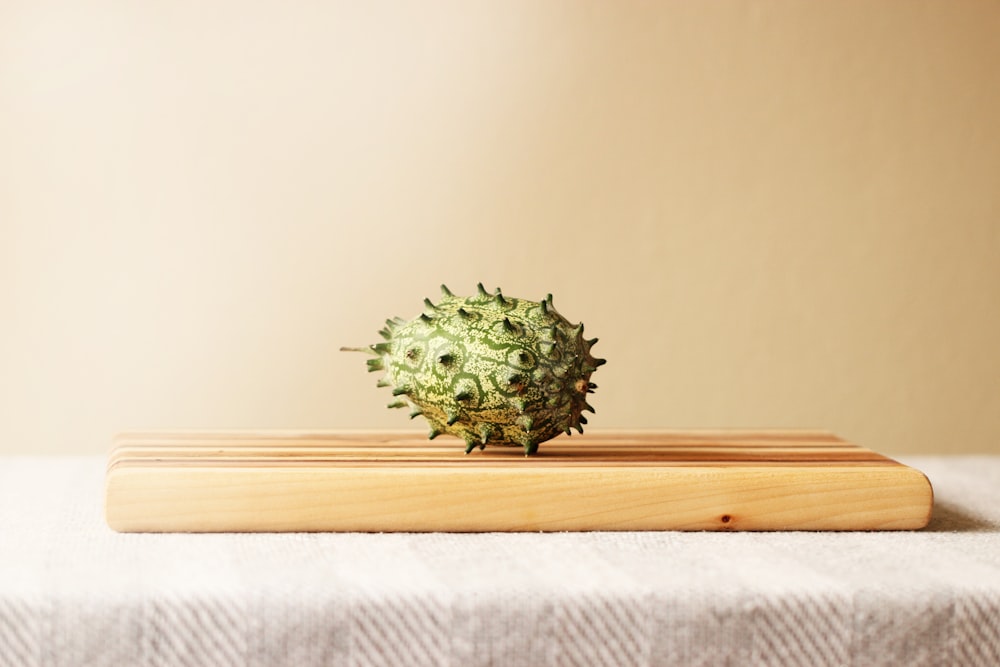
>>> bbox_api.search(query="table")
[1,456,998,666]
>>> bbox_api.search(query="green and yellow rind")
[347,284,604,455]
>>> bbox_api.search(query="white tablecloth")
[1,456,998,666]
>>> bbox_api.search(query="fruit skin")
[342,284,605,455]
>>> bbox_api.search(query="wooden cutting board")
[104,430,933,532]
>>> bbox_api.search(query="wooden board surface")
[105,430,933,532]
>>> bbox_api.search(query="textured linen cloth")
[1,456,999,667]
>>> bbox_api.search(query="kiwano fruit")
[343,284,605,455]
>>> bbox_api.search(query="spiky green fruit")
[343,284,605,455]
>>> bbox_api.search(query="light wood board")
[105,430,933,532]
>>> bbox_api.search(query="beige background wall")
[1,1,998,455]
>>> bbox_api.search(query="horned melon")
[343,284,605,455]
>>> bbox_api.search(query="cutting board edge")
[105,457,934,533]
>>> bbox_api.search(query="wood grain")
[105,430,933,532]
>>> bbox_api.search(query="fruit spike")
[342,285,604,455]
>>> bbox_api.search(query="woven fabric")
[1,456,999,667]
